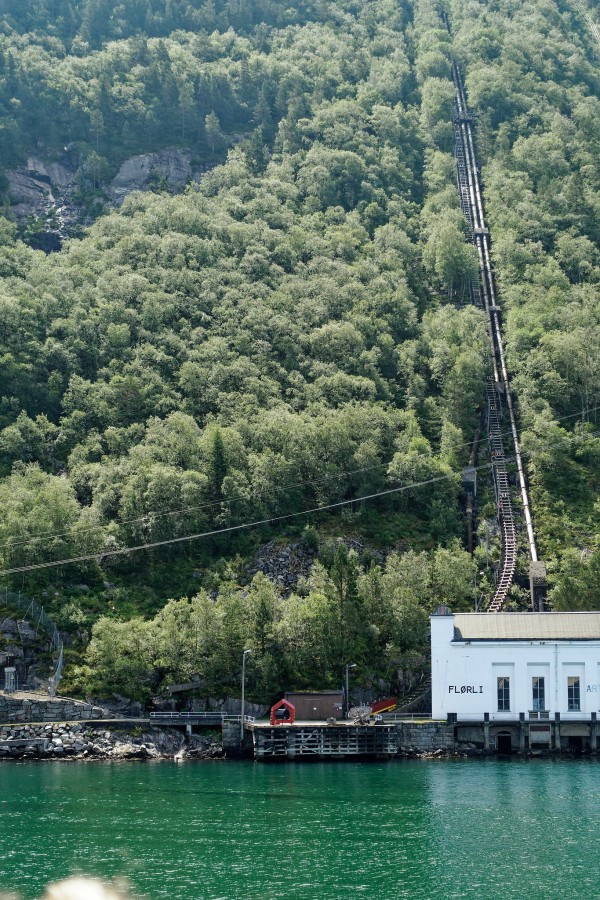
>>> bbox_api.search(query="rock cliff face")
[7,155,76,207]
[0,615,56,691]
[5,147,205,249]
[6,155,81,249]
[108,148,195,205]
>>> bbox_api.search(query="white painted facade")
[431,610,600,721]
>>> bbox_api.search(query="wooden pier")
[247,721,400,760]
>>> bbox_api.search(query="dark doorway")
[568,736,583,754]
[496,733,512,755]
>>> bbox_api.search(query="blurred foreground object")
[44,878,132,900]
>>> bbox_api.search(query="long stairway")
[445,22,539,610]
[485,379,517,611]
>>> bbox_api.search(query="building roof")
[452,612,600,642]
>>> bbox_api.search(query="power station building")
[431,608,600,752]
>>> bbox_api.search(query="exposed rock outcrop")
[6,155,81,248]
[248,540,318,589]
[7,155,76,216]
[108,148,195,205]
[0,612,56,691]
[5,147,208,249]
[248,538,388,594]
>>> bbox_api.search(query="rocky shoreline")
[0,723,223,761]
[0,727,584,762]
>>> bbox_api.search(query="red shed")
[270,698,295,726]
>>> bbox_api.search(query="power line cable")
[0,458,400,550]
[2,401,597,553]
[2,427,598,577]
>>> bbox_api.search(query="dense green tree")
[551,549,600,611]
[0,464,108,576]
[74,540,477,702]
[85,615,155,699]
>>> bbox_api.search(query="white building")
[431,608,600,722]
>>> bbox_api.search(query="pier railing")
[380,713,433,723]
[149,712,256,724]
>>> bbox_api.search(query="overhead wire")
[1,401,597,554]
[1,426,599,577]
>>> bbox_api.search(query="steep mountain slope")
[0,0,597,700]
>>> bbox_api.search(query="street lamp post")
[241,649,252,742]
[345,663,357,719]
[474,570,485,611]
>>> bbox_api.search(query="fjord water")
[1,760,598,899]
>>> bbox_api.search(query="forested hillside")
[0,0,598,702]
[0,0,333,174]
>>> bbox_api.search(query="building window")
[568,677,581,712]
[497,677,510,711]
[532,677,545,711]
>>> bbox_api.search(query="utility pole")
[345,663,356,719]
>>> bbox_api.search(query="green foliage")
[85,615,156,699]
[0,0,415,179]
[0,464,108,580]
[0,0,598,704]
[301,524,320,553]
[0,0,481,583]
[79,545,476,702]
[550,548,600,611]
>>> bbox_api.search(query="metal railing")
[447,51,540,610]
[486,379,517,611]
[0,588,64,692]
[380,713,433,723]
[453,63,538,567]
[148,711,256,723]
[150,711,226,721]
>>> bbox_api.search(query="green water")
[0,759,598,899]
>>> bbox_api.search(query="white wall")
[431,613,600,720]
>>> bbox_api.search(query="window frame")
[532,676,546,712]
[567,676,581,712]
[497,676,510,712]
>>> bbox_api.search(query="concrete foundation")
[222,720,253,758]
[395,721,456,751]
